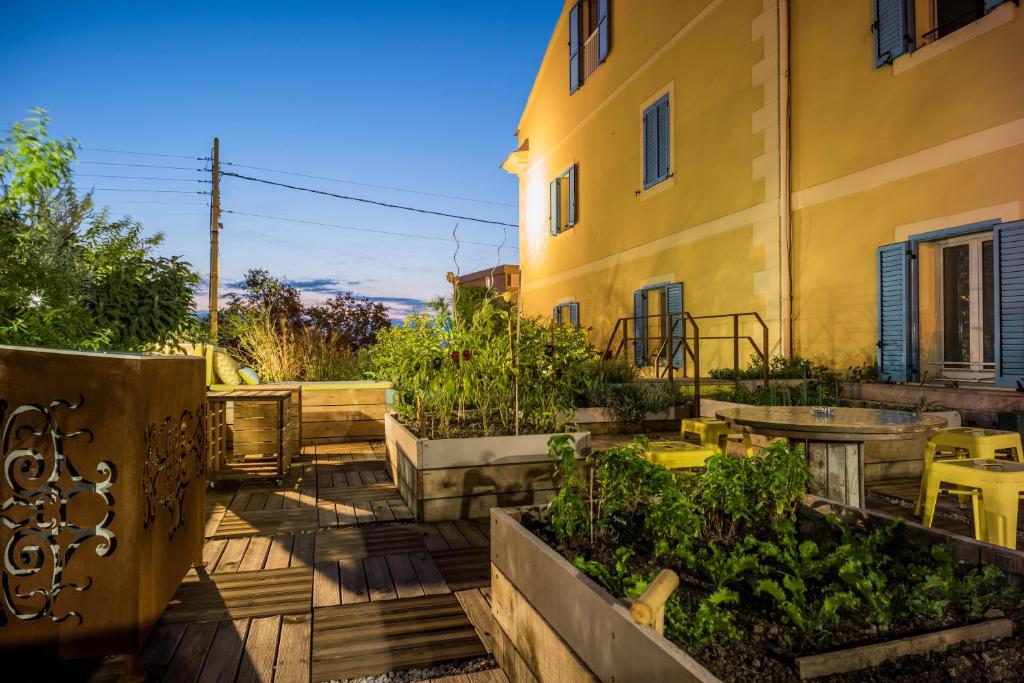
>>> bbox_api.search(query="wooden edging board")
[490,507,720,683]
[795,618,1014,679]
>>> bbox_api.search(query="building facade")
[503,0,1024,385]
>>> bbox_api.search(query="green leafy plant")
[547,434,587,543]
[370,299,597,438]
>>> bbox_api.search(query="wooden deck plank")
[291,533,315,567]
[274,613,312,683]
[313,561,341,608]
[410,551,451,595]
[217,538,250,573]
[454,520,490,548]
[363,556,398,602]
[420,524,452,552]
[239,536,272,572]
[265,535,294,570]
[165,567,313,623]
[314,525,428,562]
[339,558,370,604]
[456,589,496,654]
[138,622,187,678]
[431,547,491,591]
[435,522,472,550]
[387,554,426,599]
[311,594,487,681]
[236,615,281,683]
[162,621,218,683]
[196,618,248,683]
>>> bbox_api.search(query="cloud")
[287,278,340,293]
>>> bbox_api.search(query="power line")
[86,187,209,194]
[87,200,208,205]
[80,146,204,160]
[221,161,516,208]
[75,160,203,171]
[220,172,518,228]
[76,173,210,182]
[223,209,519,249]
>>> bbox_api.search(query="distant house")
[502,0,1024,387]
[457,264,521,305]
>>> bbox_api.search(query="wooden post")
[208,137,221,347]
[629,569,679,635]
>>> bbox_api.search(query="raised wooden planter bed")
[572,404,689,435]
[491,497,1024,682]
[299,380,391,445]
[384,413,589,521]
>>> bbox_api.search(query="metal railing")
[604,311,771,417]
[582,30,600,81]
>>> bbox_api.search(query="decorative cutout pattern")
[142,406,207,538]
[0,396,116,625]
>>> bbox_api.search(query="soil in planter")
[526,514,1024,682]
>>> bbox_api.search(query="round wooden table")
[716,406,946,507]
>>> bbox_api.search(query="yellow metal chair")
[645,440,716,470]
[680,417,753,456]
[919,458,1024,549]
[915,428,1024,514]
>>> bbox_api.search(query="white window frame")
[935,230,994,380]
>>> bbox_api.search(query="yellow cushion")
[238,367,260,385]
[213,349,242,385]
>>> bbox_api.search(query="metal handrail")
[603,310,769,417]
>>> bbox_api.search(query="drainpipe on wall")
[778,0,793,357]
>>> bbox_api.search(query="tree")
[0,110,199,351]
[307,292,390,349]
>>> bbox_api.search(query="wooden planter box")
[572,405,689,435]
[491,498,1024,682]
[220,383,302,463]
[0,346,206,658]
[490,507,718,682]
[384,414,589,521]
[300,381,391,445]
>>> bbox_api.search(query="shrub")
[233,309,367,382]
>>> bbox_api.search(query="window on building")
[938,233,994,378]
[876,225,1020,385]
[549,164,577,236]
[642,95,671,189]
[553,302,580,328]
[632,283,683,368]
[568,0,609,93]
[874,0,1009,67]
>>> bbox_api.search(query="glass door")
[938,233,994,379]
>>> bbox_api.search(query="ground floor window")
[937,232,994,379]
[878,219,1024,387]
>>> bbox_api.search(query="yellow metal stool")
[680,417,753,456]
[915,427,1024,515]
[645,440,717,470]
[920,458,1024,549]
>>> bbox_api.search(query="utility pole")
[207,137,220,384]
[208,137,221,343]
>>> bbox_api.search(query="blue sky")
[2,1,557,318]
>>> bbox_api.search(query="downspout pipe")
[778,0,793,357]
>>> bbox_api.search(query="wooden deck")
[89,442,507,683]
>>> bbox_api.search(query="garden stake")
[630,569,679,635]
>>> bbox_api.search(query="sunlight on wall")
[522,169,550,264]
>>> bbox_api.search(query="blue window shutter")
[656,97,670,182]
[597,0,610,63]
[567,165,577,227]
[874,0,910,67]
[569,302,580,328]
[985,0,1006,11]
[569,2,582,93]
[553,305,561,325]
[633,289,647,366]
[642,106,657,188]
[666,282,684,368]
[877,242,911,382]
[549,179,560,235]
[995,221,1024,389]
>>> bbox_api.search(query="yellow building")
[503,0,1024,386]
